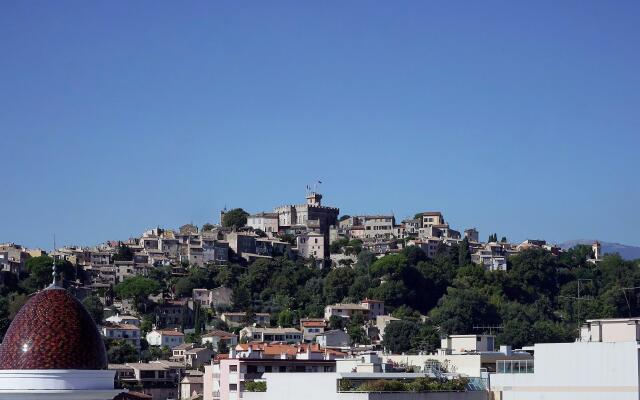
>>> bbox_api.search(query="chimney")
[500,345,513,356]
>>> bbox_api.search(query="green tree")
[8,293,28,319]
[114,276,160,311]
[222,208,249,228]
[141,344,171,361]
[430,287,499,335]
[328,315,345,330]
[508,248,560,302]
[81,295,104,323]
[174,277,196,298]
[0,271,19,296]
[106,339,138,363]
[245,381,267,392]
[391,305,422,322]
[349,275,372,301]
[346,314,368,345]
[344,239,363,256]
[347,322,368,345]
[323,267,355,304]
[279,234,296,246]
[277,309,294,327]
[411,322,440,353]
[370,254,407,279]
[232,284,252,310]
[458,237,471,266]
[330,238,349,254]
[23,256,75,291]
[202,223,216,231]
[140,314,155,333]
[193,302,204,335]
[185,332,201,344]
[383,320,419,353]
[112,244,134,261]
[401,246,427,266]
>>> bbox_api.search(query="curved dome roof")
[0,287,107,370]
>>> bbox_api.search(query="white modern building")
[382,335,531,377]
[239,326,302,344]
[237,353,486,400]
[102,323,141,350]
[490,318,640,399]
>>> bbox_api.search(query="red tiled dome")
[0,287,107,370]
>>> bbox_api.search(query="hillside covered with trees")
[137,242,640,351]
[1,243,639,356]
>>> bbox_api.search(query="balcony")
[496,360,534,374]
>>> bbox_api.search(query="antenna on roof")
[49,233,61,288]
[472,325,503,335]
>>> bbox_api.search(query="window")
[229,384,237,391]
[230,365,238,372]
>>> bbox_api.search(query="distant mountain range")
[559,240,640,261]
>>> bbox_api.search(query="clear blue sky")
[1,1,639,249]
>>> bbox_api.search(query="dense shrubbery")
[244,381,267,392]
[339,377,469,392]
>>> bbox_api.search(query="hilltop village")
[1,192,637,400]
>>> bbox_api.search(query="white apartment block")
[384,335,531,377]
[231,353,487,400]
[490,318,640,400]
[102,323,141,350]
[240,326,302,344]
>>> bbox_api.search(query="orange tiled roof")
[235,342,346,358]
[202,330,236,339]
[157,330,184,336]
[302,321,326,328]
